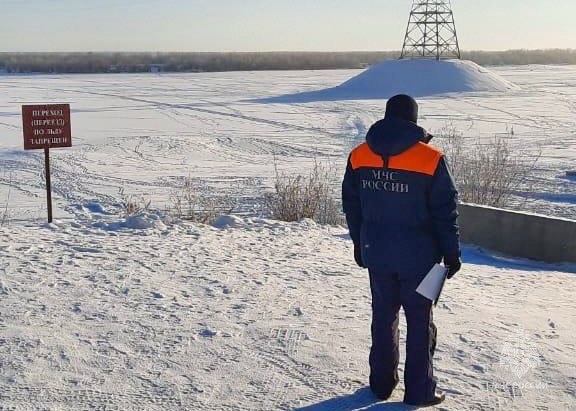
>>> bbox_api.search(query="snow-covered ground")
[0,65,575,221]
[1,215,575,410]
[0,66,575,410]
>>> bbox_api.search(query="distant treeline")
[462,49,576,66]
[1,49,575,74]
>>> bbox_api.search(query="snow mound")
[212,215,322,231]
[260,59,519,103]
[212,215,246,229]
[92,212,167,231]
[84,202,109,214]
[124,213,166,230]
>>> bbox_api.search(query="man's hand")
[354,245,365,268]
[444,255,462,279]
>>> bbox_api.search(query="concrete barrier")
[458,203,576,264]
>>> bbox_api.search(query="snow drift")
[260,59,519,103]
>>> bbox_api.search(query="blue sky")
[1,0,575,52]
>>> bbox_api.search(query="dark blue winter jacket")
[342,118,460,275]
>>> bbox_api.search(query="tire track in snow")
[1,83,342,138]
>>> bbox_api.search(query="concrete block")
[459,203,576,264]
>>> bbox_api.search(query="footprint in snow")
[200,329,218,338]
[151,291,164,299]
[291,307,304,317]
[72,246,102,253]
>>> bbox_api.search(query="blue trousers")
[368,269,437,403]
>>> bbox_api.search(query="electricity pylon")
[400,0,461,60]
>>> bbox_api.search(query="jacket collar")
[366,118,428,157]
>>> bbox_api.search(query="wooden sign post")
[22,104,72,223]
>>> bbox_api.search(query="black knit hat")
[385,94,419,124]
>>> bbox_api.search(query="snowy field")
[0,65,575,220]
[1,66,576,410]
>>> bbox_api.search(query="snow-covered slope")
[1,216,574,410]
[262,59,519,102]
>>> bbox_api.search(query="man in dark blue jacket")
[342,94,461,406]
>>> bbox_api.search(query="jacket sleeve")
[342,157,362,246]
[428,157,461,257]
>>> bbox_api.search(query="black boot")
[370,385,395,401]
[369,373,398,401]
[404,392,446,407]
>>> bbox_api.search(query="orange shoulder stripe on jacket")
[350,143,384,169]
[350,142,443,176]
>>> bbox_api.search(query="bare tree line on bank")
[1,49,576,74]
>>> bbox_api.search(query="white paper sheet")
[416,263,449,302]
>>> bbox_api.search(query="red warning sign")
[22,104,72,150]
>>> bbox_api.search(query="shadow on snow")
[295,388,418,411]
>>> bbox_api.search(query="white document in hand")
[416,264,449,303]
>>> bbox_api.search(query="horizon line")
[1,48,575,54]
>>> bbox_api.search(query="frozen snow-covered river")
[0,65,575,220]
